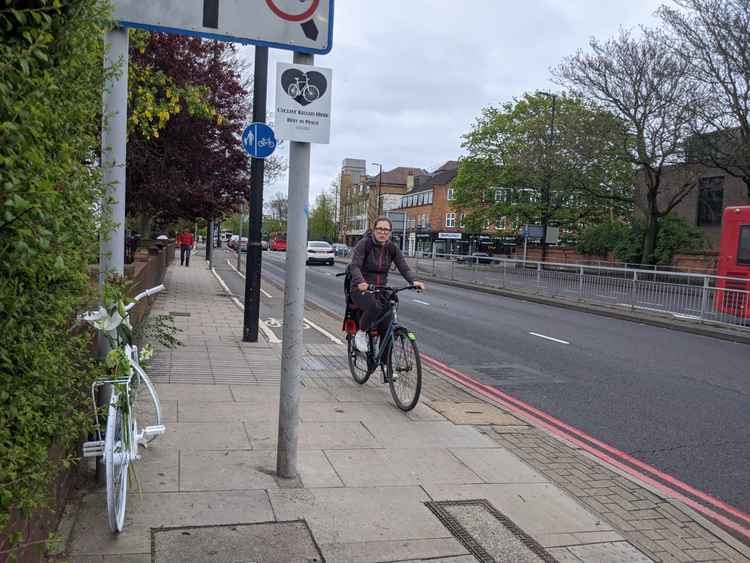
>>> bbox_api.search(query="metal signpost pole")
[277,51,314,480]
[243,46,268,343]
[97,27,128,483]
[237,201,244,270]
[207,217,213,266]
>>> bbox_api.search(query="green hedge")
[0,0,112,549]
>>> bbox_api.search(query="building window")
[696,176,724,226]
[495,188,511,203]
[738,226,750,265]
[447,188,455,201]
[495,216,508,230]
[445,213,456,227]
[426,190,433,204]
[420,214,427,228]
[418,193,424,206]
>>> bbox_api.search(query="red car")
[270,238,287,251]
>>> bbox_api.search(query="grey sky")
[240,0,664,207]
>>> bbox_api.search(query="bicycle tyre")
[387,328,422,411]
[105,394,129,532]
[347,334,371,384]
[132,363,161,445]
[288,84,300,98]
[303,84,320,102]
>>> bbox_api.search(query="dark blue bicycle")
[338,276,422,411]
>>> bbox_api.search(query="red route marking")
[265,0,320,22]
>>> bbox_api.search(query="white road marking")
[303,317,344,345]
[528,332,570,345]
[211,268,281,344]
[413,299,430,306]
[226,259,273,298]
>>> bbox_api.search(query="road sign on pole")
[242,122,277,159]
[113,0,334,54]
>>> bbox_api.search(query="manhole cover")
[425,499,557,563]
[151,521,322,563]
[169,311,191,317]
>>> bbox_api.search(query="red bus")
[269,233,287,251]
[714,206,750,317]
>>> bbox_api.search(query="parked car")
[332,243,350,256]
[456,252,494,264]
[270,238,287,251]
[306,241,335,265]
[238,238,248,253]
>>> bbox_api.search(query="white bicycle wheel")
[132,363,162,445]
[105,394,129,532]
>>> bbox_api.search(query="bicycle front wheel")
[132,363,161,446]
[387,328,422,411]
[105,394,130,532]
[347,334,371,384]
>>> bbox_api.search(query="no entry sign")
[113,0,334,54]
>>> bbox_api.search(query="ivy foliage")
[0,0,113,548]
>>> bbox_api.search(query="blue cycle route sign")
[242,122,277,159]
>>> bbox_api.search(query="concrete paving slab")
[64,555,149,562]
[179,450,279,491]
[324,381,392,403]
[324,448,483,487]
[299,401,432,424]
[134,447,179,492]
[428,401,525,426]
[364,421,498,449]
[319,538,469,563]
[157,422,251,451]
[68,491,274,556]
[449,447,549,484]
[565,541,653,562]
[151,521,323,563]
[153,384,233,402]
[230,384,334,403]
[246,421,380,450]
[423,483,614,546]
[179,401,278,422]
[268,486,451,544]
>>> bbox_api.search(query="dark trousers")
[351,291,387,332]
[180,245,191,266]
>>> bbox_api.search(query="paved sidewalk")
[58,257,750,562]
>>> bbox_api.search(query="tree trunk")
[643,211,659,265]
[137,213,153,238]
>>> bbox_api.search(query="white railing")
[415,253,750,330]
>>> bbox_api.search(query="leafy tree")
[554,29,698,264]
[453,92,632,238]
[659,0,750,196]
[308,191,336,242]
[0,0,111,551]
[126,33,280,233]
[576,222,630,257]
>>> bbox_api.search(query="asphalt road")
[217,249,750,519]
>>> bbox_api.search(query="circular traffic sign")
[242,123,277,159]
[265,0,320,22]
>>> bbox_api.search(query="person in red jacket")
[177,228,194,267]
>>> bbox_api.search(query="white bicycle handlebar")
[125,284,165,312]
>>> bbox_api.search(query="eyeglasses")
[374,227,391,233]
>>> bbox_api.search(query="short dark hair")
[373,216,393,230]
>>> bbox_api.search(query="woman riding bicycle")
[349,216,425,352]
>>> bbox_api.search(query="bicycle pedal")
[142,424,166,439]
[82,440,104,457]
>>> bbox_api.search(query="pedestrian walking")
[177,228,194,267]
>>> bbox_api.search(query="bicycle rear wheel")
[105,393,130,532]
[132,363,161,445]
[347,334,371,384]
[387,328,422,411]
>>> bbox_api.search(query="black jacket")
[349,234,416,290]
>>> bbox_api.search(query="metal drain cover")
[151,521,322,563]
[425,500,558,563]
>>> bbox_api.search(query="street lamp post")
[371,162,383,219]
[537,92,556,262]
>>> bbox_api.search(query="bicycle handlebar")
[125,284,165,312]
[367,284,420,294]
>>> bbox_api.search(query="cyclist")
[349,216,425,352]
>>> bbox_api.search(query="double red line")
[420,353,750,540]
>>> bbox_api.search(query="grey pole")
[97,27,128,483]
[277,51,314,480]
[207,217,214,266]
[99,28,129,285]
[237,201,244,270]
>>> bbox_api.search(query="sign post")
[274,55,332,479]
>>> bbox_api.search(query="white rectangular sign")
[438,232,462,240]
[113,0,333,54]
[275,62,332,144]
